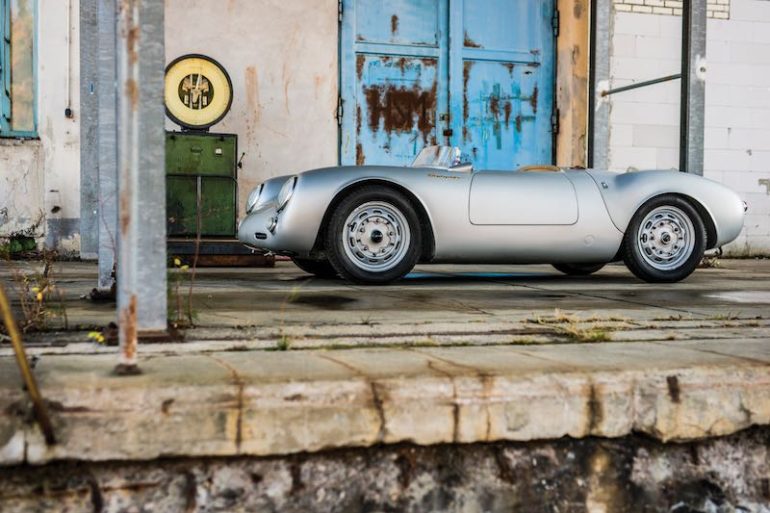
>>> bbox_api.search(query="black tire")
[291,258,339,279]
[325,186,422,284]
[552,263,606,276]
[622,194,706,283]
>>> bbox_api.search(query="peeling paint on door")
[340,0,555,169]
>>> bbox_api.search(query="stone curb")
[1,340,768,465]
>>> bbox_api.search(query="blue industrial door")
[340,0,556,170]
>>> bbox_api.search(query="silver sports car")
[238,146,746,284]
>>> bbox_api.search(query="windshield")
[411,145,462,169]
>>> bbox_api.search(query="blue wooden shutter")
[0,0,11,133]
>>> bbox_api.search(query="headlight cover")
[245,184,264,214]
[277,176,297,212]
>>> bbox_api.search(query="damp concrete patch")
[706,291,770,304]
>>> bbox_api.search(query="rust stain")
[362,82,437,143]
[244,66,261,122]
[120,191,130,235]
[530,86,539,113]
[574,0,584,19]
[489,95,500,117]
[463,61,473,123]
[397,57,409,74]
[356,55,365,80]
[356,144,365,166]
[515,114,522,132]
[120,295,138,362]
[125,78,138,112]
[503,62,515,75]
[464,31,482,48]
[391,14,399,34]
[127,26,139,66]
[356,105,362,135]
[503,101,512,127]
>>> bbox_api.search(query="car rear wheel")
[291,258,338,279]
[325,186,422,284]
[552,263,606,276]
[623,195,706,283]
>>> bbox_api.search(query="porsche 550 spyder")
[238,146,746,284]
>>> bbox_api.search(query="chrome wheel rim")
[342,201,410,272]
[637,206,695,271]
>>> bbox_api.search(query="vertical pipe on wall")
[589,0,612,169]
[78,0,98,259]
[679,0,707,174]
[95,0,117,293]
[115,0,167,372]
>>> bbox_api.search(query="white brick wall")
[608,0,770,254]
[614,0,730,19]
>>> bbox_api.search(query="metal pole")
[679,0,707,174]
[589,0,612,169]
[95,0,118,295]
[79,0,98,260]
[0,285,56,445]
[115,0,167,373]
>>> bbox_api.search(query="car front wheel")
[623,195,706,283]
[325,186,422,284]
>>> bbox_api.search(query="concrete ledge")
[1,340,768,465]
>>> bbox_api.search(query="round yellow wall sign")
[164,54,233,130]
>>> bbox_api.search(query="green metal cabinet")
[165,132,238,237]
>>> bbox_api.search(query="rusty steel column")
[96,0,118,294]
[679,0,707,174]
[589,0,613,169]
[115,0,167,373]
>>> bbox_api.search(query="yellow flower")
[36,292,43,302]
[180,265,189,271]
[173,257,182,267]
[87,331,106,344]
[31,286,40,293]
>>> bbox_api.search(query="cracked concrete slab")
[1,340,768,466]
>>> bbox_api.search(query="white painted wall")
[0,0,81,251]
[164,0,339,216]
[608,0,770,254]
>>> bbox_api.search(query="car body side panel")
[587,170,746,248]
[434,171,622,264]
[469,171,579,225]
[238,166,625,264]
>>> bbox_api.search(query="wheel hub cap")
[343,202,410,272]
[637,206,695,271]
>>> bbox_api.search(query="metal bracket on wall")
[601,74,681,97]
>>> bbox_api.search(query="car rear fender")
[587,170,745,248]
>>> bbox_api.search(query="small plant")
[276,334,291,351]
[168,257,196,329]
[6,250,68,333]
[698,256,721,269]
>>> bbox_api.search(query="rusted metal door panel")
[449,0,555,170]
[340,0,448,167]
[340,0,556,170]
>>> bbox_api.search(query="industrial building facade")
[0,0,768,257]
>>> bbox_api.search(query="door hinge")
[338,0,343,22]
[552,8,560,37]
[336,97,343,125]
[551,109,560,135]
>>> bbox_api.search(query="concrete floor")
[1,258,770,353]
[1,259,769,467]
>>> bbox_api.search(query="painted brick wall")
[608,0,770,254]
[614,0,731,19]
